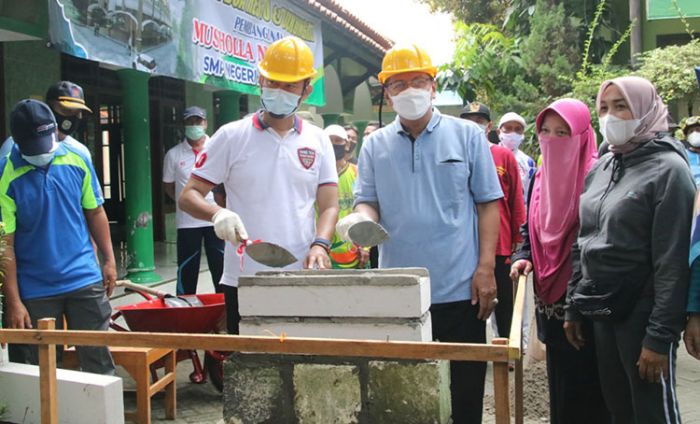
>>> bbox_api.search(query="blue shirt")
[354,110,503,304]
[686,148,700,186]
[0,144,104,300]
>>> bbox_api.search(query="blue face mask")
[185,125,206,140]
[260,87,302,118]
[22,151,56,167]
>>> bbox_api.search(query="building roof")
[297,0,394,54]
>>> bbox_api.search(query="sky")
[340,0,457,65]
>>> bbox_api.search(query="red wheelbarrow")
[111,281,229,392]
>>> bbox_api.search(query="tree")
[636,39,700,117]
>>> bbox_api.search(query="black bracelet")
[311,237,331,253]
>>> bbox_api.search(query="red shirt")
[490,144,526,256]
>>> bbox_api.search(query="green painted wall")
[185,81,214,134]
[3,41,61,137]
[641,1,700,50]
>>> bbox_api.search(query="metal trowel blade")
[246,242,298,268]
[348,220,389,247]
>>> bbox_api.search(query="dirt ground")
[484,358,551,422]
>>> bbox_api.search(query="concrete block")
[0,362,124,424]
[238,268,430,318]
[293,364,361,424]
[240,314,432,342]
[223,354,290,424]
[367,360,451,424]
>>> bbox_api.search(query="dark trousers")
[222,284,240,335]
[493,256,513,337]
[177,226,224,295]
[431,300,486,424]
[13,283,115,375]
[544,318,610,424]
[593,311,681,424]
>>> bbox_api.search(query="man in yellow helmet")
[179,36,339,334]
[337,44,503,424]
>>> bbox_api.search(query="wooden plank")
[0,329,510,363]
[514,358,524,424]
[508,275,527,358]
[37,319,58,424]
[492,338,511,424]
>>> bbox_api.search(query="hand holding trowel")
[336,212,389,247]
[211,208,297,268]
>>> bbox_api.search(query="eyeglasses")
[384,77,433,95]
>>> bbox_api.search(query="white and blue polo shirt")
[192,111,338,286]
[0,143,104,300]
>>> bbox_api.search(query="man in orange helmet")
[337,44,503,424]
[179,36,339,334]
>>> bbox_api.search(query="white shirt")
[191,112,338,287]
[163,137,217,229]
[514,149,536,201]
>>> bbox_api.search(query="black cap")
[10,99,58,156]
[45,81,92,113]
[460,102,491,121]
[183,106,207,120]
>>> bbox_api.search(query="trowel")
[239,240,298,268]
[116,280,203,308]
[347,220,389,247]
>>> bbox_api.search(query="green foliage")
[636,39,700,115]
[520,0,580,98]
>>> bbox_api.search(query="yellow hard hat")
[258,36,317,83]
[377,44,438,84]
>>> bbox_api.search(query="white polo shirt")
[163,137,217,229]
[191,111,338,287]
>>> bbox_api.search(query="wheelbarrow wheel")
[204,350,229,392]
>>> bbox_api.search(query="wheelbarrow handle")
[116,279,171,299]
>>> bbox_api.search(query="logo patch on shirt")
[195,152,207,168]
[297,147,316,169]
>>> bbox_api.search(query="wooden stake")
[38,318,57,424]
[492,337,510,424]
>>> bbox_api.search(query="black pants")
[222,284,240,335]
[593,310,681,424]
[493,256,513,337]
[176,226,224,295]
[431,300,486,424]
[542,317,610,424]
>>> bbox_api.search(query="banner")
[647,0,700,20]
[48,0,326,106]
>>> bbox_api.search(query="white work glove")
[212,208,248,243]
[335,212,371,242]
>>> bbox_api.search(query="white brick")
[238,268,430,318]
[240,313,432,342]
[0,362,124,424]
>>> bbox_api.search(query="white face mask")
[22,151,56,167]
[499,132,524,151]
[260,87,301,118]
[477,123,488,133]
[688,132,700,148]
[599,114,640,146]
[390,88,432,120]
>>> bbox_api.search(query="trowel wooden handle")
[116,280,169,298]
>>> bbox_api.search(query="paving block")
[223,354,289,424]
[293,363,361,424]
[0,362,124,424]
[238,268,430,318]
[367,360,451,424]
[240,314,432,342]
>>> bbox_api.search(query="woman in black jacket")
[565,76,695,424]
